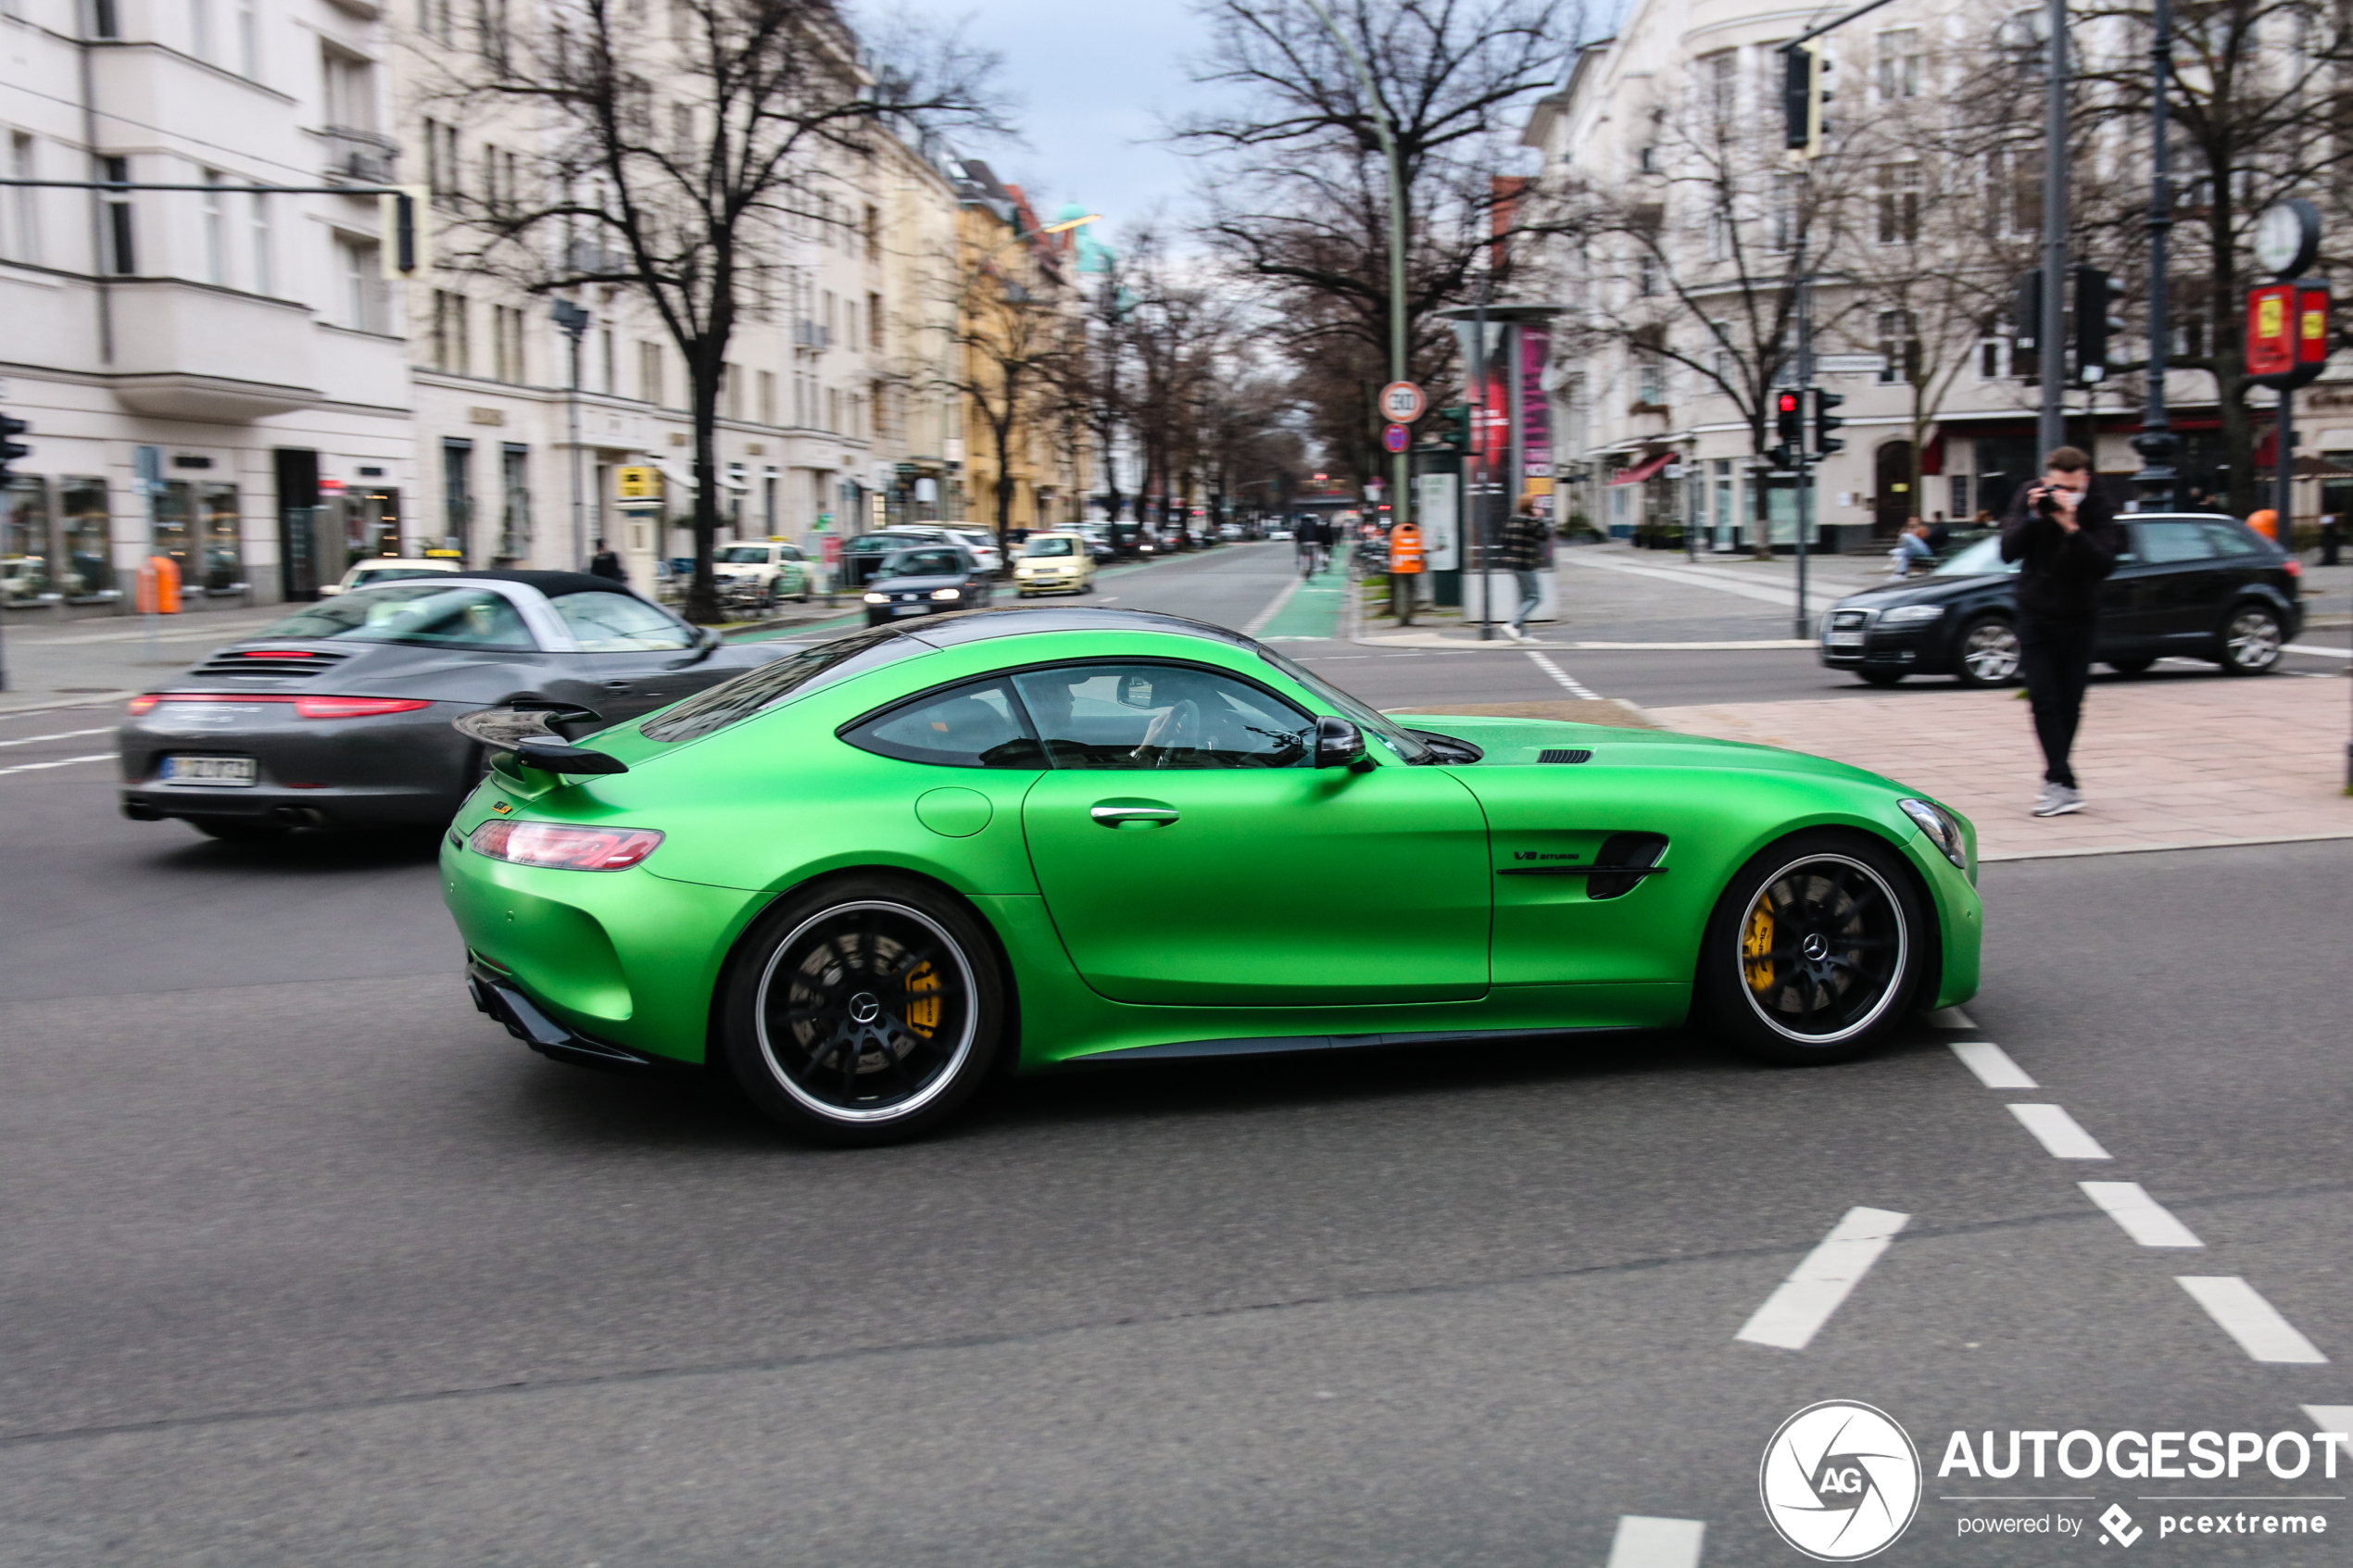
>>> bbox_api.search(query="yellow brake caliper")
[902,960,941,1038]
[1743,900,1776,993]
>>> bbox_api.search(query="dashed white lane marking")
[0,752,113,779]
[1525,650,1600,699]
[2007,1103,2113,1160]
[2079,1182,2206,1248]
[1924,1006,1979,1030]
[1736,1206,1910,1350]
[1605,1514,1706,1567]
[0,726,113,748]
[1950,1041,2038,1090]
[2176,1277,2330,1364]
[2305,1409,2353,1462]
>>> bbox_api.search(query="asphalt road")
[1,546,2348,1566]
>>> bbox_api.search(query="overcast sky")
[876,0,1228,243]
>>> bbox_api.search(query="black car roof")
[448,569,644,596]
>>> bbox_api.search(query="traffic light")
[0,412,28,485]
[1781,42,1829,157]
[2013,270,2044,383]
[1774,389,1805,451]
[2074,265,2125,383]
[1430,404,1471,452]
[1808,388,1846,457]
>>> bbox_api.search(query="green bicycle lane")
[1251,556,1350,642]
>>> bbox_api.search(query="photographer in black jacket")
[1999,446,2126,817]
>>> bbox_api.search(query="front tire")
[1953,615,2021,688]
[718,877,1006,1146]
[1696,831,1928,1066]
[2216,604,2284,674]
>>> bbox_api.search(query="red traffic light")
[1776,391,1802,414]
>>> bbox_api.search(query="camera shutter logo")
[1759,1400,1921,1561]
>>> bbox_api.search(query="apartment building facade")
[1,0,410,617]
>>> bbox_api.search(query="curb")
[0,690,134,718]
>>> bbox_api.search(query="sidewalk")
[1646,675,2353,861]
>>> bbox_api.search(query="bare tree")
[421,0,1000,620]
[934,213,1080,551]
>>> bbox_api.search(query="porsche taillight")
[294,696,433,720]
[469,820,664,871]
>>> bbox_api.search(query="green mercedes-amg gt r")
[442,608,1981,1145]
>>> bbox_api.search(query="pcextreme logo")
[1761,1400,1924,1561]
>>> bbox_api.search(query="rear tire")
[2216,604,2284,674]
[1697,830,1929,1066]
[718,876,1006,1146]
[1952,615,2021,688]
[190,817,291,844]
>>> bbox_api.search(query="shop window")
[154,481,194,583]
[199,482,243,592]
[59,477,116,599]
[4,476,51,602]
[498,444,530,562]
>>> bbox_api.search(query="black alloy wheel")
[2217,604,2284,675]
[720,878,1004,1145]
[1953,615,2022,688]
[1698,831,1927,1066]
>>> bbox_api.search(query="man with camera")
[2000,445,2126,817]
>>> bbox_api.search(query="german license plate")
[159,755,258,786]
[1825,632,1867,649]
[891,603,930,616]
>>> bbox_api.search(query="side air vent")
[1538,748,1592,764]
[1589,831,1668,900]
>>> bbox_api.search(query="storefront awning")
[1606,451,1675,485]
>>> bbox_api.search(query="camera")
[2035,486,2062,520]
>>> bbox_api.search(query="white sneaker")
[1502,624,1529,642]
[2032,783,2084,817]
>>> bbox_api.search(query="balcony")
[107,281,321,421]
[322,127,399,187]
[794,320,831,349]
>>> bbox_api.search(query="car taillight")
[2283,557,2303,578]
[294,696,433,720]
[126,696,159,715]
[469,820,664,871]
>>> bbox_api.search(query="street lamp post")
[2038,0,2070,458]
[552,298,592,571]
[2129,0,2178,510]
[1301,0,1413,550]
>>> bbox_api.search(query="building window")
[1978,334,2008,379]
[441,439,472,554]
[1636,251,1658,297]
[340,237,384,331]
[191,0,214,62]
[1637,144,1656,173]
[235,0,258,78]
[1874,163,1920,245]
[867,291,883,350]
[1877,309,1920,383]
[598,326,614,393]
[423,120,460,205]
[201,170,226,284]
[433,290,470,371]
[1876,28,1921,99]
[498,443,530,561]
[1701,50,1736,122]
[759,369,776,424]
[724,362,744,420]
[6,132,39,265]
[248,189,271,294]
[1768,173,1798,253]
[863,203,879,260]
[100,157,134,274]
[638,340,661,404]
[1635,355,1664,407]
[1993,146,2039,235]
[826,385,840,432]
[492,303,524,382]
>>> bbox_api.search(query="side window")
[840,677,1046,769]
[2202,521,2261,557]
[547,589,696,650]
[1012,662,1312,770]
[2135,521,2216,565]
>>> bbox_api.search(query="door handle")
[601,679,634,690]
[1090,802,1179,828]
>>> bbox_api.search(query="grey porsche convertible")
[119,571,791,840]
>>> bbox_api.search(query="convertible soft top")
[450,569,644,597]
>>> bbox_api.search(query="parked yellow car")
[1012,533,1096,596]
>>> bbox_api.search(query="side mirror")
[1314,714,1367,770]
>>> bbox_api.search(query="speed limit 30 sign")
[1378,381,1426,423]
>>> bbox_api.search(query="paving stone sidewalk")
[1647,675,2353,861]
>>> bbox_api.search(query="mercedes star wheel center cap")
[1800,933,1831,962]
[848,993,882,1024]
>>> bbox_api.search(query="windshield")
[641,626,928,742]
[548,590,695,650]
[1932,535,2020,577]
[1024,537,1076,557]
[882,548,964,577]
[715,546,772,564]
[256,583,535,649]
[1256,646,1431,764]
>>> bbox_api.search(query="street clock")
[2255,199,2322,280]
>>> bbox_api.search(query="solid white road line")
[1242,573,1306,634]
[2079,1182,2206,1248]
[2284,643,2351,659]
[1736,1206,1910,1351]
[0,752,113,779]
[2305,1409,2353,1463]
[1605,1514,1706,1568]
[1526,650,1601,699]
[0,725,113,748]
[1554,551,1841,612]
[1923,1006,1978,1030]
[2176,1277,2329,1364]
[2007,1103,2113,1160]
[1950,1041,2039,1090]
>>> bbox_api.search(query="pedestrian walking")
[587,538,626,582]
[1999,446,2126,818]
[1495,492,1548,642]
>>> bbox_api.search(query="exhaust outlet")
[271,805,329,828]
